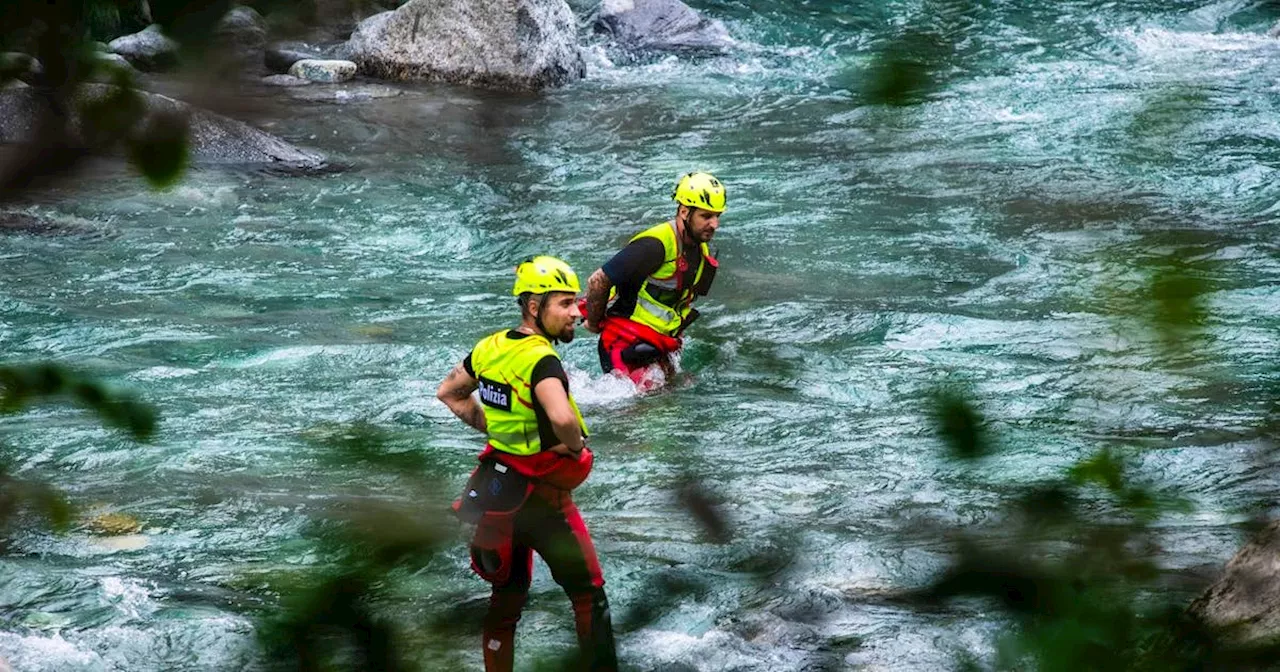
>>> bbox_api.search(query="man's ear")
[676,204,689,223]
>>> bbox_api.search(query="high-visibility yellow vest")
[625,222,713,336]
[471,330,588,456]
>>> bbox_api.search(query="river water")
[2,0,1280,669]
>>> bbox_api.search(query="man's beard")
[558,326,576,343]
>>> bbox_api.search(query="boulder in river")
[88,52,139,83]
[1189,520,1280,645]
[1,53,43,84]
[0,210,109,237]
[211,6,268,71]
[261,74,312,87]
[0,84,326,171]
[108,24,179,71]
[110,8,267,74]
[289,59,357,83]
[594,0,734,54]
[264,41,350,74]
[345,0,585,90]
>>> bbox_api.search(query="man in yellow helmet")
[583,172,724,388]
[437,256,617,672]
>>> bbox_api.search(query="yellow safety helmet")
[672,172,726,213]
[512,255,581,296]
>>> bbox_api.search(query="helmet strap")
[675,205,690,245]
[533,293,556,343]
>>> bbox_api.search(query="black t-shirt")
[463,330,569,449]
[601,234,703,319]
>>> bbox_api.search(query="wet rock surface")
[108,25,179,71]
[345,0,585,90]
[594,0,734,53]
[1189,520,1280,645]
[288,59,357,83]
[0,84,326,170]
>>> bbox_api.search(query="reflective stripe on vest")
[470,330,588,456]
[626,221,710,336]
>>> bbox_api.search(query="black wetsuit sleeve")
[462,353,475,378]
[530,354,568,392]
[602,237,666,287]
[530,355,572,448]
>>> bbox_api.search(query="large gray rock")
[288,59,356,83]
[0,211,109,238]
[108,24,179,71]
[594,0,734,53]
[265,41,336,74]
[109,9,266,74]
[261,74,312,87]
[345,0,585,90]
[1189,520,1280,644]
[0,84,325,170]
[89,52,139,83]
[213,6,268,70]
[2,53,43,84]
[284,83,403,103]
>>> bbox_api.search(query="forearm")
[436,362,484,433]
[444,396,487,433]
[551,420,585,452]
[585,269,611,326]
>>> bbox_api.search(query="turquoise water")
[2,1,1280,669]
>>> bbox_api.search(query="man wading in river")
[437,256,617,672]
[583,172,724,389]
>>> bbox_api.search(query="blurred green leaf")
[676,477,731,544]
[862,28,951,106]
[301,421,438,475]
[0,364,158,441]
[1068,449,1125,492]
[1149,259,1208,339]
[78,83,145,148]
[129,109,189,189]
[935,389,988,459]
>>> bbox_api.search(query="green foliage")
[862,28,953,106]
[924,385,1249,670]
[1148,258,1210,354]
[0,364,156,545]
[0,464,75,535]
[935,388,987,459]
[0,363,157,441]
[1125,85,1209,166]
[1067,448,1125,491]
[858,0,977,106]
[0,0,241,198]
[301,421,438,475]
[78,78,146,146]
[129,109,190,188]
[675,476,731,544]
[258,426,456,671]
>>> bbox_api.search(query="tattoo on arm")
[586,269,611,325]
[438,363,485,433]
[460,402,486,433]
